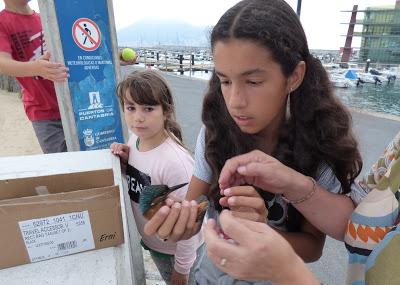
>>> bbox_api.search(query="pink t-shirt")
[126,134,203,275]
[0,10,60,121]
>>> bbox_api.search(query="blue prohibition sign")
[54,0,124,151]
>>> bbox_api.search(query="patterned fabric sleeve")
[345,131,400,285]
[351,131,400,205]
[349,182,370,206]
[362,132,400,189]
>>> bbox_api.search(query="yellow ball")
[121,48,136,61]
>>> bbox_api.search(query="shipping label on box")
[0,169,124,270]
[18,211,95,263]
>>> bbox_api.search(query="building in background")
[342,0,400,64]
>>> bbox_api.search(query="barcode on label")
[57,240,78,251]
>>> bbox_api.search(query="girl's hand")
[110,142,130,164]
[170,269,188,285]
[144,177,209,242]
[110,142,130,173]
[143,199,201,242]
[219,150,307,198]
[219,186,268,223]
[204,211,320,284]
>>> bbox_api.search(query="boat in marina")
[329,72,356,88]
[325,65,398,88]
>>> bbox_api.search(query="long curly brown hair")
[203,0,362,230]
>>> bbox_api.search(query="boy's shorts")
[32,119,67,154]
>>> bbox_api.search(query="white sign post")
[38,0,128,152]
[37,1,144,284]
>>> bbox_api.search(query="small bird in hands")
[195,195,209,222]
[139,182,188,219]
[139,182,209,221]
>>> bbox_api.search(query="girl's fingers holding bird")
[167,194,183,203]
[165,197,176,206]
[157,202,181,239]
[169,200,191,242]
[143,205,170,236]
[184,200,200,237]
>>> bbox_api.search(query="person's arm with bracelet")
[219,150,355,241]
[280,173,354,241]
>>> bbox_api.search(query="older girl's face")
[213,39,291,138]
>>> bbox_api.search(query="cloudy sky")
[1,0,397,49]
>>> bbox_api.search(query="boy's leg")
[32,119,67,153]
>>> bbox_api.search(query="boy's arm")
[0,51,68,82]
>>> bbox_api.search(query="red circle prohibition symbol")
[72,18,102,51]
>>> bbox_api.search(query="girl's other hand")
[110,142,130,173]
[110,142,130,164]
[219,186,268,223]
[170,269,189,285]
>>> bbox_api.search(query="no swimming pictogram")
[72,18,101,51]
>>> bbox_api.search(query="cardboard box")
[0,169,124,270]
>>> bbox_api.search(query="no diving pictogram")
[72,18,101,51]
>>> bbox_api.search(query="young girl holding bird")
[110,70,203,285]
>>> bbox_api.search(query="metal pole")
[165,51,168,71]
[179,54,183,75]
[297,0,302,17]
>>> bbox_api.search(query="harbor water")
[174,69,400,118]
[134,61,400,118]
[335,82,400,117]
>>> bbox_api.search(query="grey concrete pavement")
[121,66,400,285]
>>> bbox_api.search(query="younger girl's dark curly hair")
[203,0,362,230]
